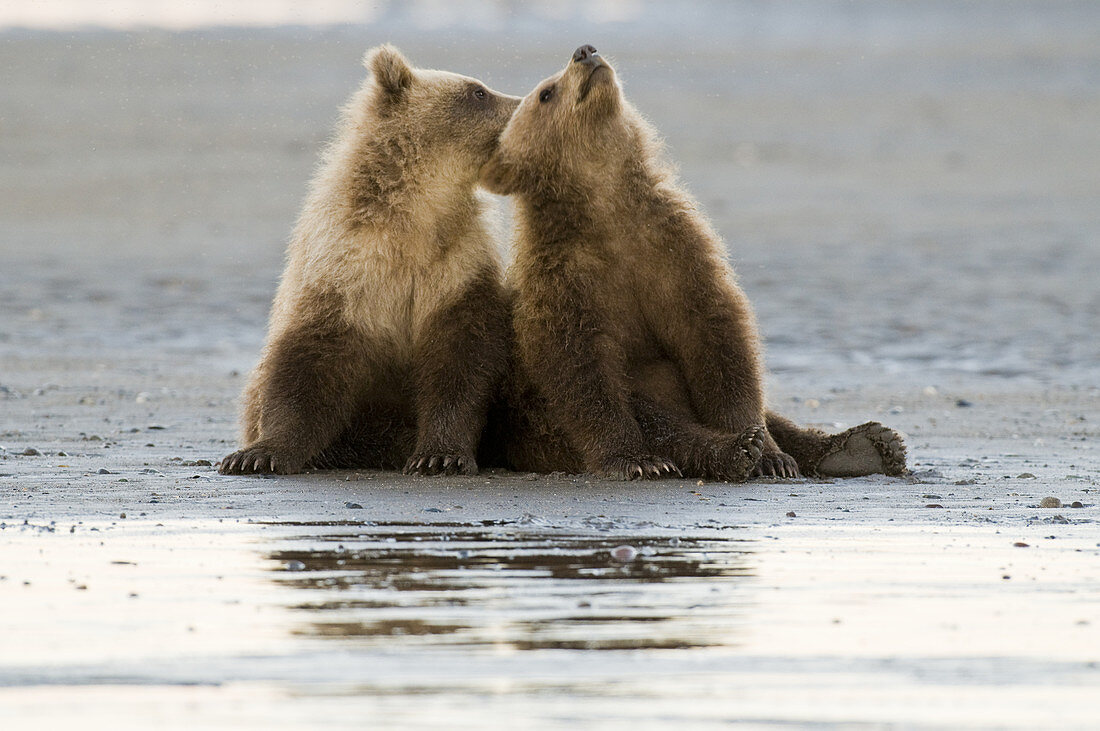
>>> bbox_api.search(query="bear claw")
[600,455,680,481]
[403,453,477,476]
[752,448,800,479]
[218,444,303,475]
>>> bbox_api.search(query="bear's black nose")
[572,45,599,65]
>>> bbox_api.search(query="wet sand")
[2,3,1099,728]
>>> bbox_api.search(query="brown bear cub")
[220,46,519,476]
[480,45,906,481]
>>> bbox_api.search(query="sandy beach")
[2,2,1099,727]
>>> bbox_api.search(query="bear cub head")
[480,44,635,197]
[363,45,521,182]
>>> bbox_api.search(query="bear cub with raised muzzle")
[478,45,907,481]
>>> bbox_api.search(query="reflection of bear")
[220,46,519,476]
[480,46,906,480]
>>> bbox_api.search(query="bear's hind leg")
[766,411,907,477]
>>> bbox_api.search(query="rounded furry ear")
[364,44,414,100]
[479,151,518,196]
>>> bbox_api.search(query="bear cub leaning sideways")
[220,46,519,476]
[478,45,907,481]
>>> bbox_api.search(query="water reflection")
[264,521,755,651]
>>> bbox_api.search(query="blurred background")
[2,0,1098,396]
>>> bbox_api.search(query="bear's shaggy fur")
[480,47,906,480]
[220,46,519,476]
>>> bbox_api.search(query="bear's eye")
[474,88,487,100]
[539,87,553,104]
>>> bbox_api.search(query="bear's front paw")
[403,453,478,476]
[219,444,305,475]
[752,447,800,479]
[598,454,681,481]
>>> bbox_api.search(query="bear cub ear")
[480,151,519,196]
[365,44,414,100]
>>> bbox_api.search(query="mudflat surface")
[2,3,1099,728]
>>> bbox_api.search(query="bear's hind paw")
[711,425,766,482]
[815,421,907,478]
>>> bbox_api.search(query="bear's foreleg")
[650,276,796,477]
[220,319,367,475]
[404,269,510,476]
[517,268,678,480]
[631,395,764,482]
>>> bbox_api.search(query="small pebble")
[610,545,638,562]
[285,560,306,571]
[1040,497,1061,508]
[22,448,40,456]
[119,513,126,519]
[1017,473,1036,479]
[1013,542,1029,548]
[97,468,113,474]
[956,399,973,408]
[925,504,944,509]
[423,507,443,513]
[1070,501,1084,508]
[344,502,363,509]
[785,511,796,518]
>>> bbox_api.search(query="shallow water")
[267,521,753,651]
[3,515,1097,728]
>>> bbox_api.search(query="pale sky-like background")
[3,0,644,30]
